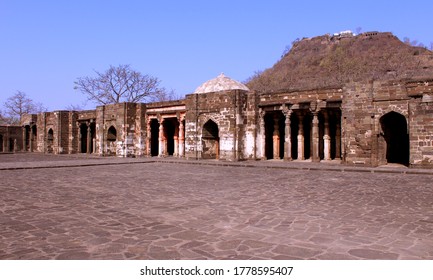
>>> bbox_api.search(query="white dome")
[194,73,249,94]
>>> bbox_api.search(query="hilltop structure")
[2,32,433,168]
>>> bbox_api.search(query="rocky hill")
[247,31,433,92]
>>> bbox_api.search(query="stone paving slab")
[1,154,433,260]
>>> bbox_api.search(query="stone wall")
[184,90,249,161]
[259,87,343,106]
[341,80,433,167]
[407,81,433,168]
[0,126,23,152]
[67,111,78,154]
[4,78,433,168]
[245,91,259,159]
[95,103,136,157]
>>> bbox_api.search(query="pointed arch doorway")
[379,111,409,166]
[202,120,219,159]
[107,126,117,156]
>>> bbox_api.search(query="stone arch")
[47,128,54,153]
[200,116,219,129]
[107,126,117,155]
[202,119,219,159]
[379,111,409,166]
[379,107,408,119]
[107,126,117,141]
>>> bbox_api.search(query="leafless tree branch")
[74,64,166,105]
[2,91,46,124]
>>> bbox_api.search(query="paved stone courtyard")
[0,154,433,260]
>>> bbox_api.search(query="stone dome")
[194,73,249,94]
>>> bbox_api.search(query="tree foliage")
[74,64,167,105]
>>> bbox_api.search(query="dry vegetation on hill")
[246,32,433,92]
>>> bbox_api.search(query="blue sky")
[1,0,432,111]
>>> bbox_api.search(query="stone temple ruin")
[1,32,433,168]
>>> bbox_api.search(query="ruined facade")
[6,73,431,169]
[2,33,433,168]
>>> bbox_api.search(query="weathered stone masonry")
[3,73,433,169]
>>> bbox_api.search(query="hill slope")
[247,32,433,92]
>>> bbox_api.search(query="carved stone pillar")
[323,111,331,161]
[78,123,82,153]
[174,136,179,157]
[146,119,151,156]
[259,111,266,160]
[29,126,34,152]
[22,127,27,152]
[312,112,320,162]
[179,119,185,157]
[283,109,292,161]
[273,116,280,159]
[158,119,164,157]
[297,112,304,160]
[86,123,91,154]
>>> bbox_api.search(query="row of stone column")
[78,121,95,154]
[260,109,341,161]
[146,117,185,157]
[22,125,36,152]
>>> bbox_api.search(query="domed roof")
[194,73,249,94]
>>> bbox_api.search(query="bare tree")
[3,91,46,124]
[65,104,84,111]
[74,64,167,105]
[0,109,7,125]
[244,70,271,93]
[147,89,182,102]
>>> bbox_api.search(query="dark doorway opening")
[329,111,340,160]
[150,119,159,156]
[278,115,285,159]
[80,124,87,153]
[25,125,31,151]
[32,126,37,151]
[202,119,219,159]
[303,113,312,160]
[380,112,409,166]
[79,123,96,154]
[107,126,117,141]
[47,129,54,153]
[164,118,177,156]
[9,138,14,152]
[107,126,117,156]
[264,114,274,160]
